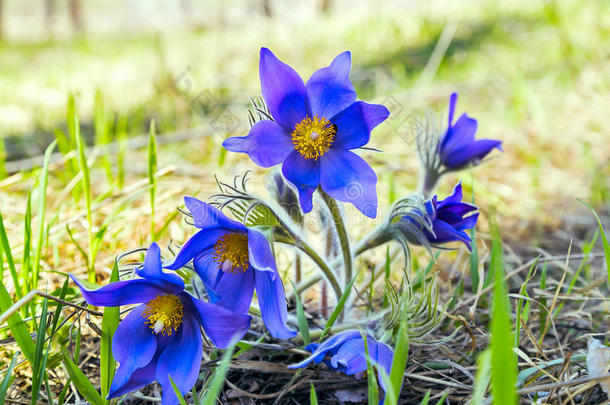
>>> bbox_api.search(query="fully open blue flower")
[223,48,389,218]
[438,93,502,170]
[71,243,251,405]
[405,183,478,250]
[165,196,296,339]
[289,330,394,402]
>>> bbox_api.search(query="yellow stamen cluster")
[291,116,336,160]
[143,295,183,336]
[212,233,250,274]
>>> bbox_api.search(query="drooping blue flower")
[165,196,296,339]
[438,93,502,170]
[223,48,390,218]
[288,330,394,403]
[71,243,251,405]
[405,183,478,250]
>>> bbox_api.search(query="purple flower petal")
[184,197,245,231]
[155,313,203,405]
[428,219,472,250]
[375,341,394,394]
[306,51,356,119]
[282,150,320,189]
[223,120,293,168]
[183,293,251,349]
[247,228,277,276]
[137,243,185,290]
[288,330,362,368]
[448,92,458,127]
[108,356,157,399]
[212,269,255,315]
[108,305,157,395]
[332,101,389,150]
[330,338,369,375]
[254,269,296,339]
[443,139,503,169]
[71,275,172,307]
[319,148,377,218]
[164,228,227,270]
[440,113,478,159]
[259,47,307,129]
[192,249,222,299]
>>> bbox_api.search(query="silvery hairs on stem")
[415,111,445,198]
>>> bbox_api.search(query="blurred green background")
[0,0,608,242]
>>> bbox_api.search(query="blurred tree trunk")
[320,0,333,14]
[68,0,83,33]
[0,0,4,40]
[261,0,273,18]
[45,0,55,36]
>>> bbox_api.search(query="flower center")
[143,295,183,336]
[291,116,336,160]
[212,233,249,274]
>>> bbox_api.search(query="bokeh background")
[0,0,608,277]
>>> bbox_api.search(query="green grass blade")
[116,116,128,190]
[201,343,237,405]
[310,383,318,405]
[94,90,113,183]
[290,280,310,345]
[0,136,6,179]
[362,333,379,405]
[590,208,610,289]
[471,350,491,405]
[490,232,517,405]
[0,352,18,402]
[0,212,22,299]
[61,349,103,405]
[32,140,57,289]
[0,282,35,363]
[387,317,409,405]
[320,271,359,340]
[148,120,157,240]
[21,192,32,293]
[169,376,188,405]
[31,298,49,405]
[74,113,95,283]
[419,390,431,405]
[100,262,119,401]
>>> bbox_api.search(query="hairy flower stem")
[354,224,393,256]
[419,169,441,199]
[320,190,353,290]
[274,232,342,304]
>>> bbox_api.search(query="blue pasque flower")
[71,243,251,405]
[223,48,390,218]
[289,330,394,402]
[407,183,478,250]
[438,93,502,170]
[165,196,296,339]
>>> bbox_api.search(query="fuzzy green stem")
[420,169,441,199]
[354,224,392,256]
[320,190,353,289]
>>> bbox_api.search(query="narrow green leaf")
[148,120,157,240]
[62,349,103,405]
[471,350,491,404]
[33,140,57,289]
[419,390,431,405]
[116,116,128,190]
[0,352,18,402]
[201,342,236,405]
[31,298,49,404]
[290,280,310,345]
[470,227,479,293]
[383,246,391,308]
[0,212,21,298]
[169,376,188,405]
[74,113,95,283]
[100,262,120,400]
[0,136,6,179]
[309,383,318,405]
[0,282,35,363]
[94,90,113,183]
[362,333,379,405]
[320,271,360,340]
[590,207,610,289]
[21,192,32,293]
[490,232,517,405]
[387,317,409,405]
